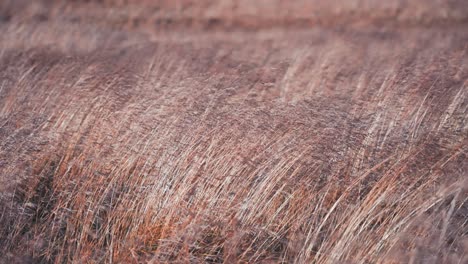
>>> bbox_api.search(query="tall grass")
[0,1,467,263]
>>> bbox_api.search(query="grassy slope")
[0,1,467,263]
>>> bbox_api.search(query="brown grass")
[0,1,467,263]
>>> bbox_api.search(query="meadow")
[0,1,467,263]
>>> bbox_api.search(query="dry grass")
[0,1,467,263]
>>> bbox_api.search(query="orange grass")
[0,1,467,263]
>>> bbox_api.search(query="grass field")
[0,1,467,263]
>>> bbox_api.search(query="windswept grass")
[0,1,467,263]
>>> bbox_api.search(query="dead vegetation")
[0,1,467,263]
